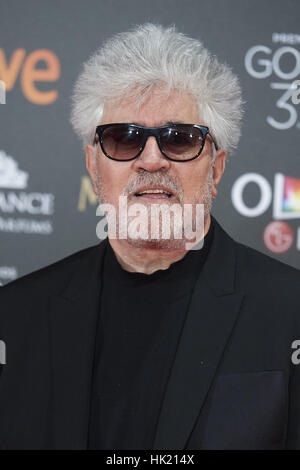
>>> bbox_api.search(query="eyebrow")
[130,120,186,126]
[165,120,185,125]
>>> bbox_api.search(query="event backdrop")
[0,0,299,285]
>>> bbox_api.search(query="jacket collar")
[61,215,236,301]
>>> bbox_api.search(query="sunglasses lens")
[160,126,204,160]
[101,125,144,160]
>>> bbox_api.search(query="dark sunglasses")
[93,123,219,162]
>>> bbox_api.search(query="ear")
[85,144,98,196]
[212,149,226,198]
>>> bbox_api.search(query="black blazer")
[1,215,300,450]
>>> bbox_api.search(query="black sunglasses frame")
[93,123,219,162]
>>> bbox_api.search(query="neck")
[107,214,211,274]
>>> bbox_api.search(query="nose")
[132,136,171,172]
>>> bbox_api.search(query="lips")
[134,186,174,198]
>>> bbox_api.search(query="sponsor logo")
[0,48,60,105]
[77,175,98,212]
[245,33,300,130]
[0,150,28,189]
[232,172,300,220]
[0,151,55,234]
[232,172,300,254]
[263,221,294,253]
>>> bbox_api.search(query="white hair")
[70,23,245,155]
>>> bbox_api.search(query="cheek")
[180,166,207,195]
[98,160,131,197]
[178,161,213,204]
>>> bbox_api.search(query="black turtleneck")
[88,218,214,450]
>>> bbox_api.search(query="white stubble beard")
[94,159,214,251]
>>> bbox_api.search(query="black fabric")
[87,221,214,449]
[1,215,300,449]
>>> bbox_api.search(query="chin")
[124,236,188,251]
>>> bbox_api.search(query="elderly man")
[1,23,300,450]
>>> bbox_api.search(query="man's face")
[86,88,226,249]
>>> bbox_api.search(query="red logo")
[263,221,294,253]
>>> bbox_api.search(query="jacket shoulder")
[234,239,300,293]
[236,239,300,275]
[0,241,105,299]
[212,216,300,286]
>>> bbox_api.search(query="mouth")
[134,187,174,200]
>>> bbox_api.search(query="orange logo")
[0,48,60,104]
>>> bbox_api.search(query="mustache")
[122,171,184,202]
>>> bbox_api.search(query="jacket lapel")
[153,217,245,449]
[48,238,108,449]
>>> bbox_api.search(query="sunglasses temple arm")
[209,132,219,151]
[93,133,99,146]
